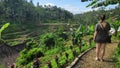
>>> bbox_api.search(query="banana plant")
[72,25,86,45]
[86,0,99,7]
[0,23,10,40]
[88,25,94,35]
[112,20,120,36]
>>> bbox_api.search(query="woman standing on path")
[94,14,111,61]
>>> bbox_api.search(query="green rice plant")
[16,58,27,66]
[26,38,38,49]
[59,53,67,67]
[51,59,58,68]
[45,47,61,55]
[24,62,32,68]
[40,55,53,63]
[41,65,48,68]
[74,46,81,55]
[67,49,74,62]
[81,45,90,53]
[16,48,44,66]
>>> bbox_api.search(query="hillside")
[0,42,26,68]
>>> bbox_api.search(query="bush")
[41,33,55,48]
[58,32,68,40]
[55,26,68,40]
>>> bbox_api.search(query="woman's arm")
[94,23,98,41]
[94,31,97,41]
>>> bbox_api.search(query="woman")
[94,14,110,61]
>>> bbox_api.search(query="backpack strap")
[99,23,105,30]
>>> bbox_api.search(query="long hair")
[100,14,105,23]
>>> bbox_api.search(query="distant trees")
[74,6,120,25]
[0,0,73,25]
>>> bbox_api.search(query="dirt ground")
[73,42,118,68]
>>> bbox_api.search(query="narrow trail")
[73,42,118,68]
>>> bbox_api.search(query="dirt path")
[73,42,118,68]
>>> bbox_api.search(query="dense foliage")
[0,0,74,46]
[16,25,95,68]
[0,0,120,68]
[0,0,73,24]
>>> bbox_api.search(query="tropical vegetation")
[0,0,120,68]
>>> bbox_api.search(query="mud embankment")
[0,42,26,68]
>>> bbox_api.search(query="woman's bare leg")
[96,43,101,60]
[100,43,106,61]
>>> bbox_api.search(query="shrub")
[55,26,68,40]
[41,33,55,48]
[58,32,68,40]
